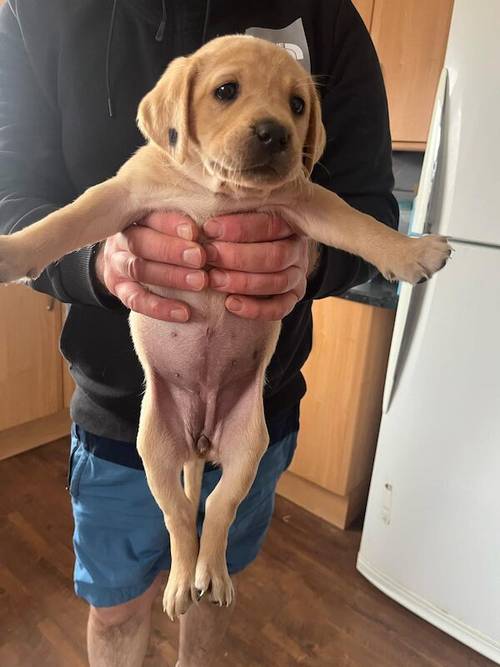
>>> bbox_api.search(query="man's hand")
[95,212,207,321]
[95,211,308,321]
[204,213,308,320]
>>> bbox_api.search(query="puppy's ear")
[137,56,196,164]
[303,87,326,176]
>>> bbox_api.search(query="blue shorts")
[68,410,298,608]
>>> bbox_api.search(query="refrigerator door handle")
[382,69,448,414]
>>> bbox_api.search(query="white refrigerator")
[357,0,500,663]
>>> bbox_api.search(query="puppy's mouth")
[209,159,278,179]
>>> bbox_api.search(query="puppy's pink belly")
[131,291,276,454]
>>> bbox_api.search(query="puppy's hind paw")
[195,559,234,608]
[162,566,198,620]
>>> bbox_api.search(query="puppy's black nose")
[253,120,289,153]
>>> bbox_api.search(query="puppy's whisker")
[294,80,321,89]
[302,150,331,178]
[315,160,332,177]
[295,74,329,90]
[310,73,331,86]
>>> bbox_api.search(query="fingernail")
[205,244,218,263]
[227,297,243,312]
[183,247,202,266]
[186,271,206,289]
[177,223,193,240]
[204,220,221,238]
[171,308,189,322]
[210,269,227,288]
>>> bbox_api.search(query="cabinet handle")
[46,297,55,311]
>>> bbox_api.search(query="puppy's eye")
[290,96,305,115]
[214,82,239,102]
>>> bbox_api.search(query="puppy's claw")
[194,587,205,602]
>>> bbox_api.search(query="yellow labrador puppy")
[0,35,450,619]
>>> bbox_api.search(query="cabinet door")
[0,285,63,431]
[289,297,394,495]
[351,0,374,30]
[370,0,453,146]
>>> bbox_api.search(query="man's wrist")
[93,242,106,286]
[89,242,118,306]
[301,244,326,301]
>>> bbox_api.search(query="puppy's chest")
[168,192,264,227]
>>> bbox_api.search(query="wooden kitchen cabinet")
[277,297,395,528]
[0,285,70,460]
[370,0,454,149]
[352,0,454,149]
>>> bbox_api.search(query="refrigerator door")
[383,69,448,413]
[433,0,500,245]
[358,241,500,664]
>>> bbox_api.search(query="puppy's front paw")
[0,236,38,283]
[194,557,234,608]
[383,235,452,284]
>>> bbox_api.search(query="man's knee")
[90,601,148,630]
[89,573,163,629]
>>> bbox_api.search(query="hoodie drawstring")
[155,0,167,42]
[106,0,211,118]
[201,0,211,45]
[105,0,118,118]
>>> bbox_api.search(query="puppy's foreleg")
[0,178,139,283]
[283,182,451,284]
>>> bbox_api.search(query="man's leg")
[177,578,237,667]
[87,572,235,667]
[67,426,170,666]
[87,573,163,667]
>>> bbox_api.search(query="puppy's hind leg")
[195,374,269,607]
[184,458,205,510]
[137,386,200,620]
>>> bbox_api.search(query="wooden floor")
[0,439,495,667]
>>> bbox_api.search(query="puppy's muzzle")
[252,118,290,155]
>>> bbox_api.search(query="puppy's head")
[137,35,326,189]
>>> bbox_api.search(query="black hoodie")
[0,0,398,444]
